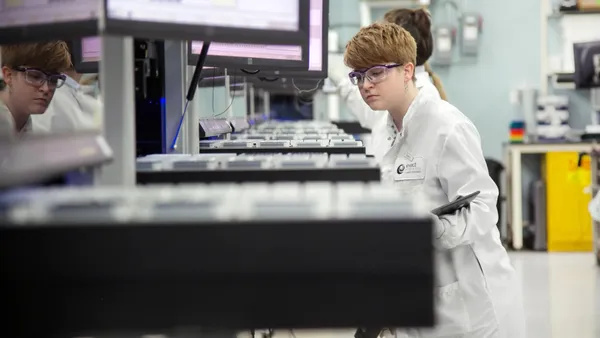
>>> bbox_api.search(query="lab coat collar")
[19,116,33,134]
[415,67,431,90]
[64,75,80,90]
[0,97,33,137]
[387,88,428,135]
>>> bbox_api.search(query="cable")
[169,100,190,150]
[169,41,212,150]
[291,78,323,94]
[292,78,323,108]
[240,69,261,75]
[258,76,280,82]
[212,74,237,117]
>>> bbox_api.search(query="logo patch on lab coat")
[394,156,426,181]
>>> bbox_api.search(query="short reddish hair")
[344,22,417,70]
[1,41,72,73]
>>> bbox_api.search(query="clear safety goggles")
[348,64,401,86]
[15,66,66,89]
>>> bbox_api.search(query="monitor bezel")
[104,0,310,46]
[246,0,330,80]
[0,20,98,45]
[198,75,324,93]
[69,38,100,74]
[187,41,309,71]
[573,40,600,89]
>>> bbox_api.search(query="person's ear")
[1,66,13,86]
[404,63,415,82]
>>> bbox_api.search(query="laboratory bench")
[136,153,380,184]
[197,145,366,155]
[0,183,434,337]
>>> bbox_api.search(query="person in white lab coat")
[0,41,71,138]
[343,22,525,338]
[383,8,447,100]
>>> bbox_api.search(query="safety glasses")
[348,64,401,86]
[15,66,66,89]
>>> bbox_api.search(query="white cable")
[291,78,323,94]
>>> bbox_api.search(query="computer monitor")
[70,37,101,74]
[573,40,600,89]
[69,37,224,75]
[105,0,310,45]
[0,0,100,44]
[187,0,326,75]
[187,41,309,71]
[248,0,329,79]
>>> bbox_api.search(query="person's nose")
[361,78,374,91]
[38,81,51,94]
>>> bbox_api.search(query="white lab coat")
[0,97,34,139]
[380,89,525,337]
[32,75,100,132]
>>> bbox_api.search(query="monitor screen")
[105,0,309,45]
[198,0,328,79]
[82,36,101,63]
[188,40,308,70]
[0,0,100,44]
[188,0,322,71]
[573,40,600,89]
[190,42,302,63]
[71,37,225,74]
[0,0,98,27]
[260,0,328,79]
[307,0,324,72]
[107,0,299,31]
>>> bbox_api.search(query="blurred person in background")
[0,41,70,138]
[383,8,447,100]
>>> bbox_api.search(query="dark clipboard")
[431,191,481,216]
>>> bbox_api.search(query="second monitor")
[188,0,327,77]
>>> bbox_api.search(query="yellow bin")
[544,152,594,252]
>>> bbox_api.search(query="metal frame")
[163,40,189,154]
[104,0,310,46]
[94,35,137,186]
[0,132,112,189]
[187,41,310,71]
[0,218,433,335]
[593,151,600,265]
[137,167,380,184]
[0,20,98,45]
[198,146,366,155]
[198,74,324,93]
[68,38,100,74]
